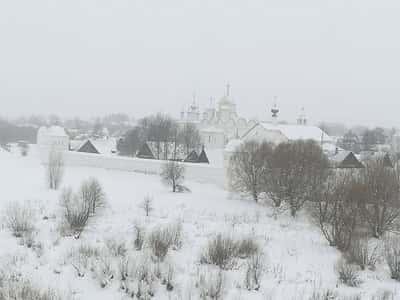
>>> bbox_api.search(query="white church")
[180,85,256,149]
[180,85,334,153]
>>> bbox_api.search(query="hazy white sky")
[1,0,400,127]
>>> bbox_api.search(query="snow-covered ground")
[0,148,399,299]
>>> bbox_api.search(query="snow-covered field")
[0,148,399,299]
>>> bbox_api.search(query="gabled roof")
[197,148,210,164]
[256,123,333,143]
[77,140,100,154]
[331,151,364,169]
[184,150,199,163]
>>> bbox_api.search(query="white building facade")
[37,126,70,151]
[180,85,255,149]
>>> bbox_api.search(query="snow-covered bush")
[69,243,101,277]
[165,221,183,250]
[147,222,183,262]
[235,236,259,259]
[134,223,146,251]
[384,237,400,281]
[244,253,264,291]
[78,177,105,215]
[345,237,379,271]
[60,187,91,238]
[0,278,65,300]
[200,234,238,270]
[3,201,35,239]
[196,268,225,300]
[94,255,115,288]
[105,238,127,257]
[47,148,64,190]
[371,290,395,300]
[335,258,361,287]
[147,228,171,262]
[308,289,337,300]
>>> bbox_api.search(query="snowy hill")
[0,152,398,299]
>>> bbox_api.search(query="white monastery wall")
[40,149,226,188]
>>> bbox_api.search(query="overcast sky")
[1,0,400,127]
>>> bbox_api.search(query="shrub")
[3,201,35,238]
[147,229,171,262]
[105,238,127,257]
[78,178,105,215]
[165,221,183,250]
[147,222,183,262]
[308,289,337,300]
[335,258,361,287]
[60,187,91,238]
[346,237,379,271]
[134,223,145,251]
[244,253,264,291]
[201,234,238,270]
[197,268,225,300]
[69,244,101,277]
[94,256,115,288]
[371,290,395,300]
[0,279,64,300]
[384,237,400,281]
[236,237,259,259]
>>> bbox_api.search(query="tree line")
[229,140,400,249]
[117,113,201,159]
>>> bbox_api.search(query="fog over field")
[1,0,400,126]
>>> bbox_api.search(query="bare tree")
[313,173,365,251]
[360,158,400,238]
[140,195,153,217]
[179,122,202,156]
[228,141,273,202]
[161,160,185,192]
[79,178,106,215]
[47,148,64,190]
[60,187,91,238]
[267,140,330,216]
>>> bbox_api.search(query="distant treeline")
[0,119,36,145]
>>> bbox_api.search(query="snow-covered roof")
[70,138,117,155]
[330,151,352,163]
[38,126,68,137]
[257,123,333,143]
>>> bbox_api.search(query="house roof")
[77,140,100,154]
[38,126,68,137]
[254,122,333,143]
[330,151,364,169]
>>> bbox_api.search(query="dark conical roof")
[137,143,155,159]
[184,150,199,163]
[77,140,100,154]
[197,147,209,164]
